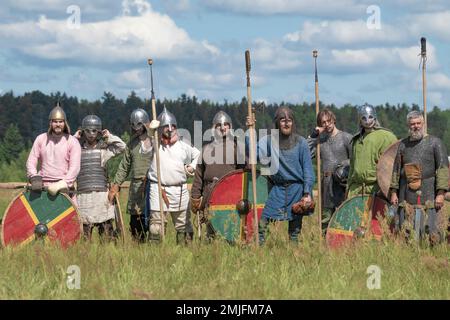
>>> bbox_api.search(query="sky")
[1,0,450,109]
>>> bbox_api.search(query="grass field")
[0,188,449,300]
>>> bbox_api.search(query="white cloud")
[329,45,438,71]
[202,0,366,17]
[408,11,450,41]
[0,1,219,64]
[428,73,450,91]
[284,20,407,47]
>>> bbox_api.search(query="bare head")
[317,108,336,134]
[407,111,425,141]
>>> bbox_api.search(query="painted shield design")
[326,194,388,248]
[377,140,400,199]
[1,190,82,248]
[204,169,269,242]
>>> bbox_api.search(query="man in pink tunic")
[26,103,81,198]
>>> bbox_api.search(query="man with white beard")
[390,111,448,243]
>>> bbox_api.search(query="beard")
[409,128,424,141]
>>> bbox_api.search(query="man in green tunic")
[108,108,157,242]
[347,103,397,198]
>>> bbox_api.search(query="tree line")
[1,90,449,182]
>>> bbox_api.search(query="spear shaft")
[313,50,322,239]
[245,50,259,246]
[420,37,427,134]
[148,59,165,240]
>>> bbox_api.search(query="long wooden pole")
[148,59,165,241]
[313,50,322,238]
[245,50,259,246]
[420,37,427,134]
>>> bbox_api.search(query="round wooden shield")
[326,194,388,249]
[1,190,82,248]
[377,140,401,199]
[204,169,269,242]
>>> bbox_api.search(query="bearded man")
[26,102,81,199]
[390,111,448,243]
[247,106,315,244]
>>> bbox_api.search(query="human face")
[279,117,293,136]
[408,117,424,141]
[133,124,145,137]
[51,119,65,135]
[162,125,176,139]
[84,128,99,144]
[320,116,335,134]
[214,123,230,137]
[360,114,375,129]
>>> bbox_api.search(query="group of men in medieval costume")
[25,100,448,245]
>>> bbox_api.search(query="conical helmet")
[157,106,177,131]
[212,110,232,129]
[48,101,70,134]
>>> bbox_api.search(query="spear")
[245,50,259,245]
[420,37,427,134]
[148,58,165,241]
[313,50,323,239]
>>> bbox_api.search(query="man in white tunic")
[74,115,126,240]
[147,107,200,244]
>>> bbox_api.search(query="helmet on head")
[82,115,102,131]
[212,111,232,129]
[357,103,377,129]
[48,101,70,134]
[130,108,150,131]
[157,106,177,131]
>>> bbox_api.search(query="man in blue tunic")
[247,106,315,244]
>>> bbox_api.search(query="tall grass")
[0,191,449,299]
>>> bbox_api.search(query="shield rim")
[1,189,83,248]
[376,140,401,199]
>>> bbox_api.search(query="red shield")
[204,169,269,242]
[1,190,82,248]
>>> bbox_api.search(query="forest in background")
[1,90,449,182]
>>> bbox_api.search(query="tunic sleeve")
[26,136,42,178]
[64,137,82,186]
[300,139,315,195]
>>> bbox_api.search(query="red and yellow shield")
[205,169,268,242]
[1,190,82,248]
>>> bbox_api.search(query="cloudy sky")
[1,0,450,108]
